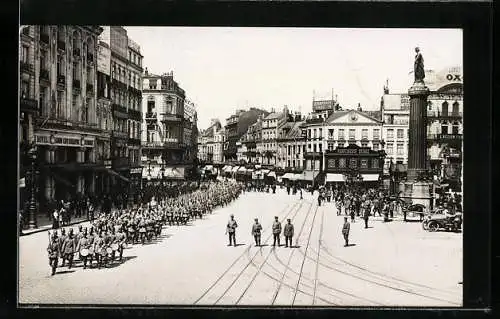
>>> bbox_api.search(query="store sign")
[337,148,370,155]
[35,134,94,147]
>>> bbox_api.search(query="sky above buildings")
[123,27,462,129]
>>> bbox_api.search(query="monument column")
[407,83,430,182]
[403,47,433,210]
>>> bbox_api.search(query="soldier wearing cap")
[47,232,60,275]
[283,219,294,248]
[272,216,282,247]
[61,228,76,269]
[342,217,350,247]
[251,218,263,247]
[226,214,238,246]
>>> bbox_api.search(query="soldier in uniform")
[363,200,371,229]
[283,219,294,248]
[61,229,76,269]
[93,231,106,269]
[342,217,350,247]
[114,226,127,261]
[272,216,282,247]
[58,228,67,266]
[251,218,262,247]
[47,232,60,275]
[76,229,92,269]
[226,214,238,246]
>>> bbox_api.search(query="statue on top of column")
[414,47,425,83]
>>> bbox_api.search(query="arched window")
[452,101,460,116]
[73,31,80,53]
[441,101,449,116]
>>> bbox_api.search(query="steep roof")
[325,110,382,124]
[285,121,305,139]
[264,112,283,120]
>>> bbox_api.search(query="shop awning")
[282,173,294,180]
[232,166,239,172]
[238,166,247,172]
[326,173,345,182]
[255,165,262,169]
[246,168,254,175]
[267,172,276,178]
[163,167,184,180]
[261,169,270,175]
[106,168,130,183]
[293,173,303,181]
[223,166,233,172]
[361,174,380,182]
[204,165,214,171]
[296,170,317,181]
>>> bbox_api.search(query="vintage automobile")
[422,208,462,232]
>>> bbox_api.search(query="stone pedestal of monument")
[405,81,433,211]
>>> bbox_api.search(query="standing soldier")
[317,192,322,206]
[299,188,303,200]
[283,219,294,248]
[342,217,350,247]
[272,216,282,247]
[251,218,263,247]
[47,232,60,276]
[363,201,371,229]
[61,229,76,269]
[93,231,106,269]
[115,227,127,261]
[226,214,238,246]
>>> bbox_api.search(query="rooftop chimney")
[145,67,148,75]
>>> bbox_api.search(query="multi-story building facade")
[104,26,144,204]
[240,119,262,164]
[381,66,463,191]
[322,110,385,184]
[276,112,306,170]
[141,70,193,181]
[198,119,222,163]
[258,107,288,165]
[183,99,198,165]
[22,25,103,223]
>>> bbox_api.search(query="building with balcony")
[381,66,463,191]
[276,112,306,170]
[239,118,262,164]
[95,26,145,203]
[257,107,288,165]
[198,119,223,165]
[22,25,104,222]
[223,108,269,162]
[141,69,194,181]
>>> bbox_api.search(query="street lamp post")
[27,145,38,229]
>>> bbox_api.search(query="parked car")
[422,208,462,232]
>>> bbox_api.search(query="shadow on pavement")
[290,245,302,249]
[101,256,137,269]
[234,243,245,247]
[345,243,357,247]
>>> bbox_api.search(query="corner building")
[27,25,103,216]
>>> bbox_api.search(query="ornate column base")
[403,181,433,211]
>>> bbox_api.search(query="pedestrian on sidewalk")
[272,216,282,247]
[283,219,294,248]
[52,208,59,229]
[61,229,76,269]
[342,217,350,247]
[350,204,356,223]
[251,218,262,247]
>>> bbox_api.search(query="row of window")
[128,49,143,68]
[111,62,141,89]
[111,88,140,110]
[309,128,381,140]
[327,158,380,169]
[427,100,461,113]
[385,143,406,155]
[386,129,407,139]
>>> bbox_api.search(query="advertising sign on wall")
[97,43,111,75]
[110,26,128,58]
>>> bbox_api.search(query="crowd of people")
[46,180,243,276]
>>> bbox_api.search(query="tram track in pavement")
[193,199,300,305]
[291,202,320,306]
[268,201,317,305]
[267,207,459,306]
[312,204,325,305]
[230,200,307,305]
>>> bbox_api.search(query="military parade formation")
[46,179,243,276]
